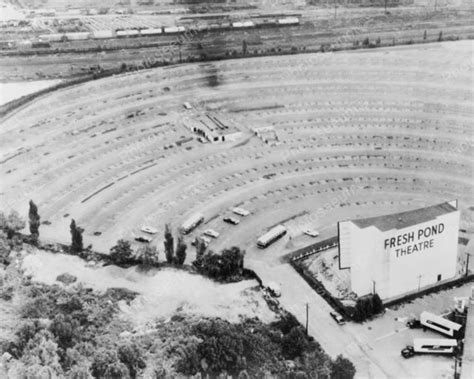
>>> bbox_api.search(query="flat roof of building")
[352,202,458,232]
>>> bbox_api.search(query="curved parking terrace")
[0,41,472,254]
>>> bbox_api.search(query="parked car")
[191,236,211,247]
[406,319,421,329]
[204,229,220,238]
[141,225,157,234]
[303,229,319,238]
[330,312,346,325]
[135,235,152,243]
[266,282,281,297]
[223,216,240,225]
[401,346,415,358]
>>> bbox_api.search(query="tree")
[28,200,41,241]
[137,245,159,266]
[176,236,187,265]
[195,237,207,265]
[438,31,443,42]
[164,224,174,264]
[117,343,146,378]
[0,231,10,265]
[0,210,26,239]
[331,355,356,379]
[49,314,79,350]
[423,30,427,40]
[110,239,134,264]
[91,349,118,378]
[104,361,130,379]
[242,39,247,55]
[70,219,84,253]
[281,327,309,360]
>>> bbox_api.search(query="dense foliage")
[198,246,245,282]
[28,200,41,243]
[69,219,84,253]
[352,294,384,322]
[0,209,355,378]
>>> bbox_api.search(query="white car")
[303,229,319,238]
[204,229,220,238]
[232,207,250,217]
[141,226,158,234]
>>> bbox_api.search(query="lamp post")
[305,303,309,335]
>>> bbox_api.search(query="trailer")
[117,29,140,38]
[420,311,463,338]
[277,17,300,25]
[92,30,115,39]
[141,28,163,36]
[64,32,90,41]
[401,338,458,358]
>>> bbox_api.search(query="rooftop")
[352,202,458,232]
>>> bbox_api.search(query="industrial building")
[338,201,460,300]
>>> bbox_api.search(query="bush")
[331,355,356,379]
[352,294,384,322]
[281,327,309,360]
[109,239,134,264]
[117,343,146,378]
[198,247,245,282]
[136,245,159,266]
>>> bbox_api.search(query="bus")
[420,311,463,338]
[257,225,287,249]
[401,338,458,358]
[181,213,204,234]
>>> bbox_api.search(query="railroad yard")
[1,2,473,81]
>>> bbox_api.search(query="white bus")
[420,311,463,338]
[181,213,204,234]
[401,338,458,358]
[257,225,287,249]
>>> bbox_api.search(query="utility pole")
[305,303,309,335]
[466,253,472,277]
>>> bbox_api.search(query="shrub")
[281,327,309,360]
[117,343,146,378]
[136,245,159,266]
[352,294,384,322]
[109,239,134,264]
[331,355,356,379]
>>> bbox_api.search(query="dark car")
[330,312,346,325]
[135,236,152,243]
[223,216,240,225]
[406,319,421,329]
[401,346,415,358]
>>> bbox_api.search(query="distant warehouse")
[338,201,460,300]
